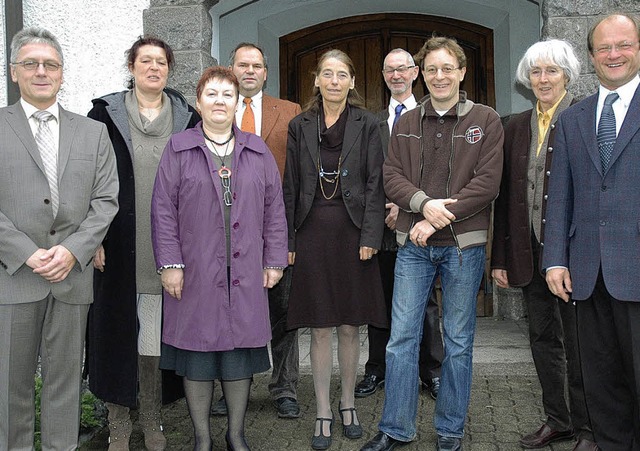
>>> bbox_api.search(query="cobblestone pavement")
[80,318,579,451]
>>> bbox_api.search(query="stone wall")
[145,0,218,105]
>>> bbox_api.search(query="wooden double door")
[279,13,495,112]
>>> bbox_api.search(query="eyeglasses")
[423,66,459,76]
[529,66,563,78]
[219,168,233,206]
[594,41,639,55]
[383,65,415,75]
[12,60,63,72]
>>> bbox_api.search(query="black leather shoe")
[355,374,385,398]
[519,424,574,449]
[436,435,462,451]
[311,415,333,450]
[422,377,440,400]
[359,431,403,451]
[211,395,227,416]
[338,401,362,439]
[273,397,301,418]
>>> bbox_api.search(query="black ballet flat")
[339,401,363,439]
[311,414,334,450]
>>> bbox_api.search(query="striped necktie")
[393,103,405,128]
[597,92,619,172]
[33,110,59,217]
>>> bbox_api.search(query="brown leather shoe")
[572,438,600,451]
[519,424,574,449]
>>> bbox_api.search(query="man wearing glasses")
[355,48,444,401]
[361,36,503,451]
[0,28,118,449]
[543,13,640,449]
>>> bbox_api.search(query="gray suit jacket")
[542,85,640,301]
[0,101,119,305]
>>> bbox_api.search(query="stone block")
[150,0,218,7]
[143,5,212,51]
[543,0,606,16]
[493,285,525,320]
[168,50,217,100]
[569,73,600,100]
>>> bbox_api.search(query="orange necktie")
[241,97,256,134]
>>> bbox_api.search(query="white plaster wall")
[212,0,541,116]
[0,0,7,107]
[17,0,149,114]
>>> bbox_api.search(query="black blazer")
[283,105,385,251]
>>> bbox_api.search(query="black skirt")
[160,343,270,381]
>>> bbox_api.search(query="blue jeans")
[378,243,485,440]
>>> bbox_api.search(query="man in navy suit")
[543,13,640,450]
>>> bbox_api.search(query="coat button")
[600,220,606,226]
[44,198,50,204]
[233,252,240,258]
[540,242,544,247]
[341,169,349,177]
[542,218,546,224]
[436,132,442,138]
[601,185,607,191]
[233,222,239,229]
[546,171,551,176]
[232,279,240,286]
[49,230,56,235]
[544,194,548,200]
[344,191,351,198]
[548,147,553,152]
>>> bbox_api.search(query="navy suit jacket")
[542,85,640,302]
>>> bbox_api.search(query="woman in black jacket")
[283,49,386,450]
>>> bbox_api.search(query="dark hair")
[228,42,268,69]
[196,66,239,100]
[414,35,467,71]
[587,13,640,54]
[10,27,63,65]
[125,36,175,89]
[303,49,365,112]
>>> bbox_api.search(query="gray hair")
[384,48,416,67]
[515,39,580,89]
[10,27,64,65]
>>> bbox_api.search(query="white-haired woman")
[491,39,596,449]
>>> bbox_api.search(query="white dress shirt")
[387,95,417,133]
[236,90,263,136]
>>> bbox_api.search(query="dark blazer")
[283,106,385,251]
[0,102,118,305]
[262,94,302,179]
[542,86,640,301]
[491,96,575,287]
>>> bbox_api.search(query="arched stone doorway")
[279,13,495,112]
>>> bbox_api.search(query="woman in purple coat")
[151,66,288,451]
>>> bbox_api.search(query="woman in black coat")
[86,36,199,450]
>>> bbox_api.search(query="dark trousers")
[522,235,589,436]
[576,270,640,450]
[268,267,299,400]
[365,250,443,381]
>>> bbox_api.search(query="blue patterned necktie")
[597,92,619,172]
[393,103,405,127]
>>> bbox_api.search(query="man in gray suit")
[543,13,640,450]
[0,28,118,450]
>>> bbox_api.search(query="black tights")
[183,377,252,451]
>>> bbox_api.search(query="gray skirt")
[160,343,270,381]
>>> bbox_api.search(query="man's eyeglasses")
[383,65,415,75]
[423,66,459,76]
[12,60,63,72]
[594,41,639,55]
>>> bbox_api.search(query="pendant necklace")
[316,113,342,200]
[204,129,234,176]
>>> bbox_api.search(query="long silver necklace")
[204,130,234,206]
[316,114,342,200]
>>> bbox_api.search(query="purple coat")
[151,123,288,352]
